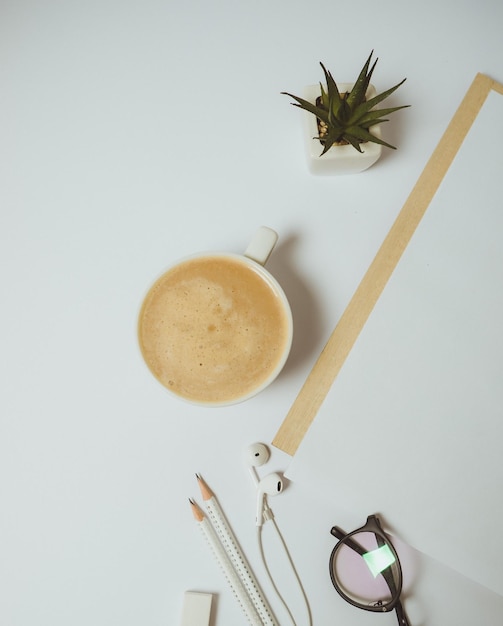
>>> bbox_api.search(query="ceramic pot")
[301,83,382,175]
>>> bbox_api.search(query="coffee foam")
[138,254,291,404]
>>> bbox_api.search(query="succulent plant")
[282,52,409,155]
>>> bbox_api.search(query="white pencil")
[189,499,262,626]
[196,474,279,626]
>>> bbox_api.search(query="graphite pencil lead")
[189,498,205,522]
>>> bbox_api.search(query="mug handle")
[244,226,278,266]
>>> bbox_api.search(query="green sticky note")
[363,544,395,578]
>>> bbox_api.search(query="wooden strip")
[273,73,499,456]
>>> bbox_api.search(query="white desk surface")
[1,1,502,624]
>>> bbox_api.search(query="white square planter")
[301,83,382,175]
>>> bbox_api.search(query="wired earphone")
[243,443,313,626]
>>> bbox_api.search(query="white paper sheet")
[286,89,503,597]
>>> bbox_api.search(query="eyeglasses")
[329,514,411,626]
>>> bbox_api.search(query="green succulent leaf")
[342,134,364,153]
[319,140,334,156]
[359,118,389,129]
[320,83,329,109]
[281,92,330,125]
[317,124,343,154]
[352,79,408,120]
[345,125,397,149]
[320,63,347,123]
[346,51,377,109]
[320,63,341,102]
[350,105,410,127]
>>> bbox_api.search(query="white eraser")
[179,591,213,626]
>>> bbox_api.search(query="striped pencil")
[196,474,279,626]
[189,499,262,626]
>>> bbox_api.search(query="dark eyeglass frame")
[329,514,410,626]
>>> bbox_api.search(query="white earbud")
[244,443,285,525]
[244,442,270,465]
[243,445,310,623]
[243,442,270,485]
[256,472,283,526]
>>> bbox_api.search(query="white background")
[1,1,503,625]
[287,90,503,594]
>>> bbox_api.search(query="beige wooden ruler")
[273,73,503,456]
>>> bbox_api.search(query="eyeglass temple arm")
[374,532,410,626]
[330,526,366,555]
[395,599,411,626]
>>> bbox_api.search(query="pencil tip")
[189,498,204,522]
[196,474,213,500]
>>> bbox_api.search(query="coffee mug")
[137,227,293,406]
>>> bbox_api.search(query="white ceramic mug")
[137,227,293,406]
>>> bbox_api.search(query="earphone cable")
[257,519,313,626]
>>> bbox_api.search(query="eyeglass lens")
[331,531,400,607]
